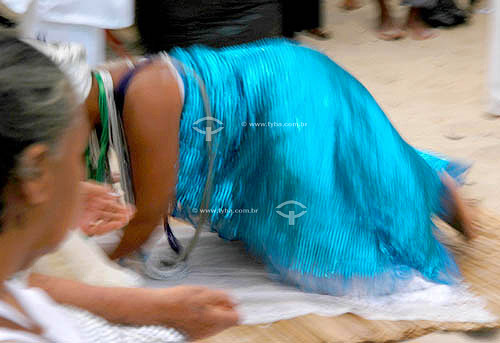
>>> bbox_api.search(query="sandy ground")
[308,0,499,341]
[313,0,500,212]
[2,0,499,341]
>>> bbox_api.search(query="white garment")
[32,230,142,288]
[0,279,185,343]
[489,0,500,115]
[26,40,92,103]
[161,54,186,106]
[21,19,107,67]
[2,0,134,66]
[130,223,498,326]
[0,279,85,343]
[1,0,134,28]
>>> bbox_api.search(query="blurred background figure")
[136,0,282,53]
[0,3,14,28]
[376,0,437,40]
[489,0,500,115]
[342,0,363,11]
[281,0,330,39]
[375,0,469,40]
[0,0,133,66]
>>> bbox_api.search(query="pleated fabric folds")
[170,39,466,295]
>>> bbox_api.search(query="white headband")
[24,39,92,104]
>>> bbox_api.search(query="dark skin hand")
[86,60,183,259]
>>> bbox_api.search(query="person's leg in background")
[281,0,330,39]
[375,0,438,40]
[375,0,407,40]
[281,0,296,38]
[404,0,439,40]
[342,0,362,11]
[488,0,500,115]
[302,0,330,39]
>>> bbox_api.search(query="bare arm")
[29,273,143,324]
[110,62,183,259]
[28,273,240,340]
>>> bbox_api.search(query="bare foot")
[441,173,476,240]
[406,7,439,40]
[409,25,439,40]
[304,28,331,40]
[376,17,407,40]
[375,0,406,40]
[341,0,362,10]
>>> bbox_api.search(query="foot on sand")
[406,7,439,40]
[376,17,406,40]
[304,28,331,40]
[341,0,362,10]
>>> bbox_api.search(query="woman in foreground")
[46,37,474,295]
[0,33,238,342]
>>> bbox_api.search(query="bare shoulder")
[123,60,183,137]
[126,60,183,124]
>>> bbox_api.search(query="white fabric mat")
[61,306,185,343]
[124,223,497,326]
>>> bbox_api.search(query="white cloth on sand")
[123,222,497,326]
[0,279,185,343]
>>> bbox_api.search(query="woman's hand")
[136,286,240,340]
[78,181,135,236]
[29,274,239,341]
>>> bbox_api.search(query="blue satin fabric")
[170,39,466,295]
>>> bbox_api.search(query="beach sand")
[309,0,499,341]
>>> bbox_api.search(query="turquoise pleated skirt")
[170,39,467,295]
